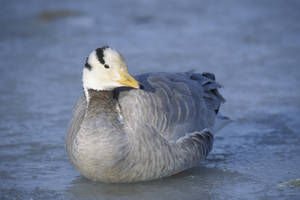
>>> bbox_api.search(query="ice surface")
[1,0,300,199]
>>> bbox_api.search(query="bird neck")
[86,89,115,112]
[84,89,123,135]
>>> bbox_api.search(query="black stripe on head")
[85,57,92,70]
[96,46,109,65]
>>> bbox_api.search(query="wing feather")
[116,72,224,142]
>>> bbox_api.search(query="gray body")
[66,72,225,183]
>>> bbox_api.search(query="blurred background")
[1,0,300,199]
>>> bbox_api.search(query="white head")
[82,46,139,100]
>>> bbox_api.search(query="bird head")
[82,46,139,95]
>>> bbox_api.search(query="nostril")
[139,84,144,90]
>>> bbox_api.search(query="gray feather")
[66,72,227,183]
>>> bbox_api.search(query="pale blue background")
[1,0,300,199]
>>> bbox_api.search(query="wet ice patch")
[279,179,300,188]
[37,10,82,22]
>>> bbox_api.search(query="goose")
[66,46,229,183]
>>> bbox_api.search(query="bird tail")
[186,71,230,133]
[187,71,225,114]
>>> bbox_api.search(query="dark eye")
[104,64,110,69]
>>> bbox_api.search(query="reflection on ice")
[67,167,246,200]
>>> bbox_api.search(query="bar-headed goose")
[66,46,229,183]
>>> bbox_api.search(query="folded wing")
[116,72,225,142]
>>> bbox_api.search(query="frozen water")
[1,0,300,199]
